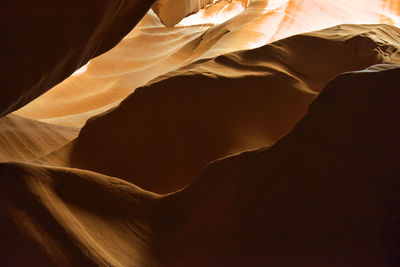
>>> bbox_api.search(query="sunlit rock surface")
[152,0,214,27]
[14,0,400,127]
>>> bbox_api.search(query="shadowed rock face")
[1,65,400,266]
[0,0,155,117]
[66,24,400,194]
[161,65,400,266]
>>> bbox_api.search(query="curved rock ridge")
[1,65,400,266]
[13,11,210,127]
[14,0,400,128]
[55,24,400,194]
[0,0,155,117]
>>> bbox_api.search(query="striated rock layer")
[0,114,78,163]
[1,65,400,266]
